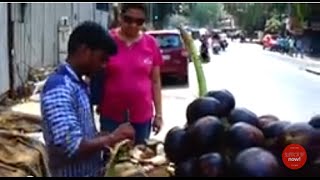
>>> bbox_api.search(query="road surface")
[11,40,320,143]
[152,40,320,141]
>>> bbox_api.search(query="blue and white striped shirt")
[41,63,103,177]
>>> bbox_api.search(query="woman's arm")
[151,66,163,135]
[150,36,164,135]
[152,66,162,118]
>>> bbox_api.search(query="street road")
[152,40,320,141]
[12,40,320,143]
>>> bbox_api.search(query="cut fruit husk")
[104,139,170,177]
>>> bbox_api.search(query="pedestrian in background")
[295,37,304,59]
[288,36,295,57]
[94,3,164,145]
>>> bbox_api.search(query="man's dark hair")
[120,3,146,15]
[68,21,117,56]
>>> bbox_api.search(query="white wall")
[11,3,109,88]
[0,3,10,95]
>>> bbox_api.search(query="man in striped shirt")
[40,21,135,177]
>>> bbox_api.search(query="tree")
[285,3,313,34]
[189,3,224,28]
[151,3,197,29]
[238,4,266,33]
[290,3,312,23]
[224,3,266,30]
[151,3,180,29]
[264,16,282,34]
[164,14,190,28]
[223,3,290,35]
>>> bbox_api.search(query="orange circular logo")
[282,144,307,170]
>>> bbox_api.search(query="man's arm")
[41,87,117,160]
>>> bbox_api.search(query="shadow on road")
[161,77,189,90]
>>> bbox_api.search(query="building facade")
[0,3,111,98]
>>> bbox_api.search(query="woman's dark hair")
[68,21,117,56]
[120,3,146,15]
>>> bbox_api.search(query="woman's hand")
[152,115,163,135]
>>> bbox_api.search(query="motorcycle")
[220,40,228,51]
[200,43,210,63]
[240,35,246,43]
[212,41,221,55]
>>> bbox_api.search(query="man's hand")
[152,115,163,135]
[111,122,135,142]
[99,123,135,148]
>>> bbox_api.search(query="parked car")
[146,30,189,84]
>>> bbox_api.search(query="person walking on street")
[40,21,135,177]
[295,37,304,59]
[288,36,295,57]
[95,3,164,145]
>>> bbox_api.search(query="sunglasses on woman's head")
[122,15,145,26]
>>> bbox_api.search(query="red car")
[147,30,189,84]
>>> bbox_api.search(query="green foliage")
[267,3,288,16]
[189,3,224,27]
[223,3,288,34]
[264,16,282,34]
[238,4,266,33]
[291,3,312,23]
[153,3,194,28]
[149,3,173,29]
[164,14,190,28]
[178,3,193,16]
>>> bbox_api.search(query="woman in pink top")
[98,3,163,145]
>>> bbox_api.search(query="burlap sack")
[0,111,41,133]
[0,130,50,177]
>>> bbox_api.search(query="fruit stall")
[106,89,320,177]
[161,91,320,177]
[106,27,320,177]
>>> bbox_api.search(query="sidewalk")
[298,56,320,75]
[263,50,320,74]
[298,56,320,67]
[305,67,320,75]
